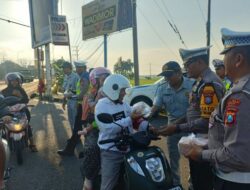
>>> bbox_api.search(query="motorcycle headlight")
[145,157,165,182]
[127,156,145,176]
[13,124,23,131]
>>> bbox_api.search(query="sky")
[0,0,250,75]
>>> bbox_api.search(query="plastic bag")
[132,101,151,118]
[178,133,208,155]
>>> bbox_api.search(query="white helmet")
[103,74,131,101]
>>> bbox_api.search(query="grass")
[129,77,161,86]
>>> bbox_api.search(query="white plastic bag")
[178,133,208,155]
[132,101,151,118]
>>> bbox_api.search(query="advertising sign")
[82,0,132,40]
[28,0,58,48]
[49,15,69,45]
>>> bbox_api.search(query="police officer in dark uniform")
[185,28,250,190]
[155,46,225,190]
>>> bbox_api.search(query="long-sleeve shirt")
[178,68,225,134]
[2,86,29,104]
[202,75,250,173]
[95,97,133,152]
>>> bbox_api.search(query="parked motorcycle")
[2,104,29,165]
[97,113,182,190]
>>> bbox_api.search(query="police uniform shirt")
[95,97,133,152]
[62,71,79,94]
[154,76,194,123]
[202,74,250,173]
[178,68,225,133]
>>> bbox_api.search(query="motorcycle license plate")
[10,133,24,141]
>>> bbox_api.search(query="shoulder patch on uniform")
[226,99,241,107]
[224,107,238,126]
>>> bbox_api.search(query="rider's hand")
[78,128,88,136]
[2,115,12,123]
[148,125,159,135]
[12,89,22,97]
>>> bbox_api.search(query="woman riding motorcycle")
[79,67,111,190]
[1,73,37,152]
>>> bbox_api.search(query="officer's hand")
[184,145,203,161]
[12,90,22,97]
[157,124,177,136]
[2,115,12,123]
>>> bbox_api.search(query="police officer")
[155,46,225,190]
[185,28,250,190]
[58,60,89,156]
[212,59,232,91]
[61,61,79,131]
[150,61,194,186]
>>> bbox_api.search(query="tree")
[113,57,134,79]
[51,58,66,92]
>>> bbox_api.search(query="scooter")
[97,113,182,190]
[3,104,29,165]
[0,96,21,187]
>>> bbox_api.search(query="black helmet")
[5,72,21,85]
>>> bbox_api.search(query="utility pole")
[72,46,79,60]
[104,34,107,68]
[207,0,211,64]
[149,63,152,78]
[132,0,139,86]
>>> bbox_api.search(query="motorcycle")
[0,96,21,188]
[97,113,182,190]
[1,104,29,165]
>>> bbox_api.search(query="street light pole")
[132,0,139,86]
[207,0,211,64]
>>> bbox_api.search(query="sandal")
[29,144,38,152]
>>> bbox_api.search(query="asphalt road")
[5,99,189,190]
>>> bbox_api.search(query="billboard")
[82,0,133,40]
[49,15,69,45]
[28,0,58,48]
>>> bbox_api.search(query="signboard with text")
[28,0,58,48]
[82,0,132,40]
[49,15,69,45]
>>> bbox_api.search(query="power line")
[85,41,104,61]
[153,0,187,48]
[0,17,30,28]
[137,5,179,59]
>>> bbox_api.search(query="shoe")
[29,144,38,152]
[78,151,84,159]
[57,149,74,156]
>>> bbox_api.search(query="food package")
[178,133,208,155]
[132,101,151,118]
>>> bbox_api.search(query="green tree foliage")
[113,57,134,79]
[51,58,65,90]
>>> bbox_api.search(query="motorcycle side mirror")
[97,113,114,124]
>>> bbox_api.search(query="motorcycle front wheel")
[14,140,23,165]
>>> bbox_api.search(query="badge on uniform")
[224,99,240,126]
[224,108,238,126]
[200,85,219,118]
